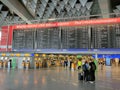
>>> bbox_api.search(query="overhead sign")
[24,53,30,57]
[10,53,14,56]
[16,53,20,57]
[1,53,6,56]
[77,55,82,58]
[13,17,120,29]
[35,54,39,57]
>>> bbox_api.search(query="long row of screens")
[12,25,120,50]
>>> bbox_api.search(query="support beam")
[1,0,34,24]
[98,0,111,18]
[0,11,8,26]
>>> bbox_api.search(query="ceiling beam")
[98,0,111,18]
[0,0,34,24]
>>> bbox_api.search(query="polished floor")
[0,65,120,90]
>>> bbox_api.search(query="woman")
[89,60,96,83]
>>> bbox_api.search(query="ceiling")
[21,0,94,19]
[0,0,119,26]
[111,0,120,9]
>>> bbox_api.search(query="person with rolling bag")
[78,66,84,80]
[78,58,84,80]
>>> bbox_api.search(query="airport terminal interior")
[0,0,120,90]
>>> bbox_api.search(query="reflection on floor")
[0,65,120,90]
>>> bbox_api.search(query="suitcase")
[78,72,84,80]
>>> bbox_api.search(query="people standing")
[77,58,82,70]
[100,60,103,70]
[67,58,70,69]
[89,59,96,83]
[78,58,83,80]
[82,61,89,81]
[64,60,68,68]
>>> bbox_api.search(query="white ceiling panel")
[79,0,88,7]
[86,2,93,10]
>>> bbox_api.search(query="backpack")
[82,64,88,71]
[91,63,96,71]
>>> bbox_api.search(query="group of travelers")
[78,58,96,83]
[62,56,96,83]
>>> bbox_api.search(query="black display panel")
[109,25,120,48]
[61,27,90,49]
[13,30,34,50]
[25,30,34,49]
[91,26,110,48]
[91,25,120,48]
[36,28,60,49]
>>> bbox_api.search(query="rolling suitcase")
[78,72,84,80]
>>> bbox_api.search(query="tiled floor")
[0,65,120,90]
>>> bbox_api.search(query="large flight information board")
[12,25,120,51]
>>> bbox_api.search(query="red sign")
[1,26,9,45]
[13,17,120,29]
[8,26,13,46]
[0,26,13,51]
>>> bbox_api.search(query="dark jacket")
[89,62,96,71]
